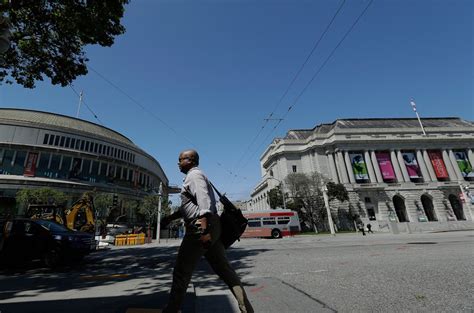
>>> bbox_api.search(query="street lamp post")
[156,182,163,243]
[268,177,286,210]
[322,185,336,236]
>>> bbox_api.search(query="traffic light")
[0,16,10,54]
[112,194,118,208]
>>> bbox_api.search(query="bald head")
[178,149,200,174]
[181,149,199,165]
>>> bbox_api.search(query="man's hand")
[199,233,211,242]
[198,215,211,248]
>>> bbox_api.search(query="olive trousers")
[163,214,254,313]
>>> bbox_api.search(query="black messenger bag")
[210,182,248,249]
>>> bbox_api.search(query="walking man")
[356,218,366,236]
[366,223,373,234]
[160,149,254,313]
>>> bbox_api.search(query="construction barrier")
[115,233,147,246]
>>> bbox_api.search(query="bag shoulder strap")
[209,181,223,198]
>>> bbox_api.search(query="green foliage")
[0,0,129,88]
[16,187,67,208]
[93,192,113,218]
[284,172,349,232]
[138,194,172,225]
[267,187,283,209]
[285,172,326,232]
[326,182,349,202]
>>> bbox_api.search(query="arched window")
[393,195,409,222]
[448,194,465,221]
[421,195,437,221]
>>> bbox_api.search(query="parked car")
[0,218,95,268]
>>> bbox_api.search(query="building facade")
[0,109,171,219]
[250,118,474,233]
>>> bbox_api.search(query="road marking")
[80,273,130,281]
[250,285,265,293]
[243,270,327,280]
[125,309,164,313]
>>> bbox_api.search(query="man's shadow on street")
[0,243,269,313]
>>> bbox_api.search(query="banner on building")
[375,152,396,180]
[428,151,449,179]
[349,153,369,181]
[23,152,39,177]
[402,152,421,179]
[454,151,474,178]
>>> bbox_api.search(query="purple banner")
[376,152,396,180]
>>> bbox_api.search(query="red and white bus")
[242,210,301,239]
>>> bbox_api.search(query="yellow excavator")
[26,193,96,233]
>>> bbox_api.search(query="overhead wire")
[87,65,248,182]
[69,84,105,125]
[226,0,347,190]
[233,0,374,185]
[228,0,346,185]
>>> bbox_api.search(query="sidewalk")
[114,239,239,313]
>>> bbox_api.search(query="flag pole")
[410,98,426,136]
[76,91,83,118]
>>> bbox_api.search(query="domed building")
[0,108,172,220]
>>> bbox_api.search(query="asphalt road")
[0,231,473,313]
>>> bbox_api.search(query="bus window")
[262,217,276,225]
[277,217,290,225]
[248,218,261,227]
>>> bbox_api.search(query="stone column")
[442,149,457,181]
[327,152,340,184]
[370,150,383,183]
[416,150,431,182]
[448,149,464,181]
[336,151,349,183]
[390,150,404,182]
[344,151,356,183]
[397,150,410,182]
[422,150,438,181]
[364,150,376,183]
[468,149,474,168]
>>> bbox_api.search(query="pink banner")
[376,152,396,180]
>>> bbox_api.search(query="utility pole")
[323,185,336,236]
[156,182,163,243]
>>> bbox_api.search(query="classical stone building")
[0,108,172,220]
[250,118,474,233]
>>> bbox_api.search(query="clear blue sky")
[1,0,473,203]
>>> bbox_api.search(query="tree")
[138,194,172,227]
[326,182,349,202]
[284,173,350,232]
[285,172,327,232]
[93,192,113,220]
[16,187,67,208]
[267,187,283,209]
[0,0,129,88]
[122,197,140,222]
